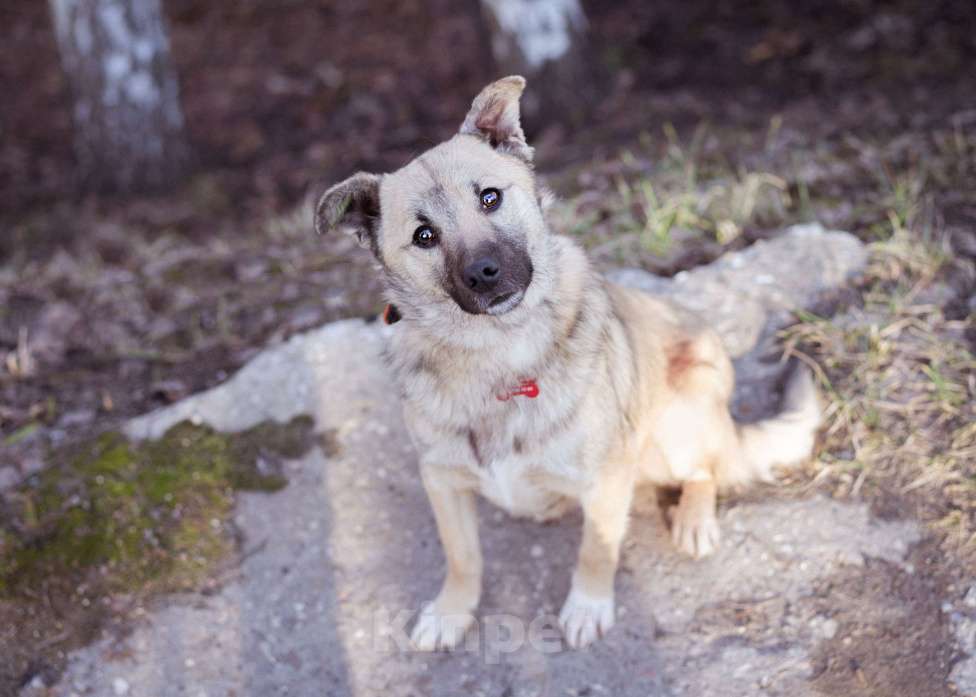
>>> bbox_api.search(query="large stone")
[50,225,924,697]
[953,613,976,696]
[953,657,976,697]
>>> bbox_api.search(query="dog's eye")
[480,188,502,210]
[413,225,438,248]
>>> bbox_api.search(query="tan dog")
[316,76,820,650]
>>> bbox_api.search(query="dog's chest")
[463,406,579,519]
[391,333,583,516]
[476,456,564,519]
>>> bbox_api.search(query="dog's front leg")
[411,463,482,651]
[559,465,634,648]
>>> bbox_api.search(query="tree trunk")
[49,0,190,193]
[479,0,596,125]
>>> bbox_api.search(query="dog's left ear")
[315,172,381,252]
[459,75,533,163]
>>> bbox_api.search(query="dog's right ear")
[314,172,381,250]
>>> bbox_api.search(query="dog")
[315,76,821,650]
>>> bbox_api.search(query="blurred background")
[1,1,976,692]
[2,0,975,462]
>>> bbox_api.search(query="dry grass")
[549,124,792,270]
[782,231,975,551]
[552,109,976,276]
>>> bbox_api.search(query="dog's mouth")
[485,290,524,316]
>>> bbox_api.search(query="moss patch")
[0,415,316,691]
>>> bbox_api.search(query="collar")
[382,305,539,402]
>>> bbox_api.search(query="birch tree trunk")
[49,0,190,193]
[479,0,596,124]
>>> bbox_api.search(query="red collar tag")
[497,379,540,402]
[382,303,402,325]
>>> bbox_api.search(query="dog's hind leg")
[410,464,482,651]
[559,463,634,648]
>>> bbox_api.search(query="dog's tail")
[719,364,821,488]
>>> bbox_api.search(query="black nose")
[463,256,501,293]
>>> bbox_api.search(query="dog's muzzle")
[450,242,533,316]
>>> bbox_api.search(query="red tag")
[382,304,401,325]
[497,379,540,402]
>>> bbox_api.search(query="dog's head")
[316,77,551,318]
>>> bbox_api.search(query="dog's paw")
[410,601,475,651]
[670,505,721,558]
[558,587,615,649]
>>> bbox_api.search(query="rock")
[964,585,976,609]
[947,612,976,695]
[605,267,672,295]
[820,618,839,640]
[952,657,976,697]
[955,615,976,655]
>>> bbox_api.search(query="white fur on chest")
[469,417,585,519]
[476,456,557,517]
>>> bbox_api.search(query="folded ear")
[459,75,533,162]
[314,172,381,251]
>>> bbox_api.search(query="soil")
[808,540,958,697]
